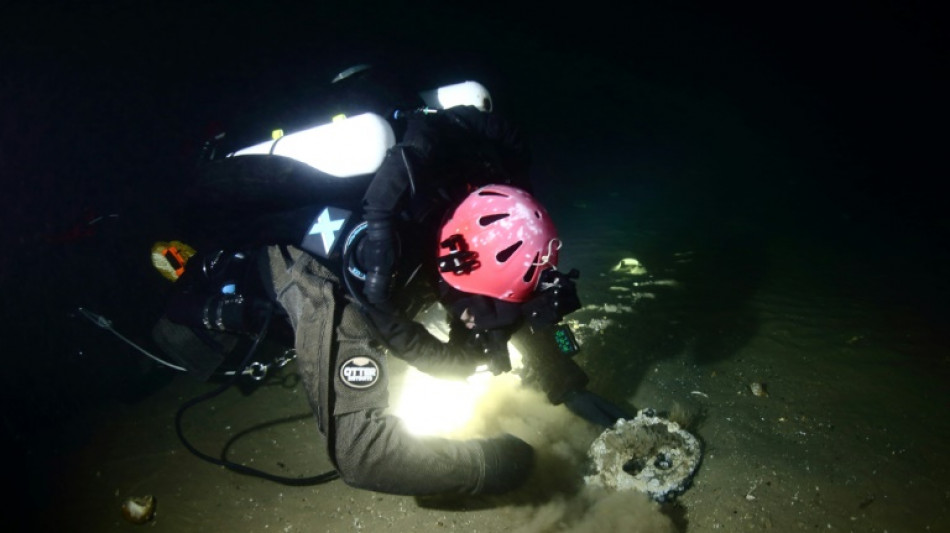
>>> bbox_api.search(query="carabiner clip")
[273,349,297,368]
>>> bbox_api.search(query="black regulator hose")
[174,309,340,486]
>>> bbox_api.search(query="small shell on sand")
[749,382,769,397]
[121,495,156,524]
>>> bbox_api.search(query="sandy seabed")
[32,228,949,533]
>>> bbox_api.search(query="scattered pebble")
[749,382,769,397]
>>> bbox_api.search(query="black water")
[2,2,946,530]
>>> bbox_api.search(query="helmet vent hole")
[534,210,542,219]
[479,213,509,226]
[523,254,539,282]
[478,190,509,198]
[496,241,523,263]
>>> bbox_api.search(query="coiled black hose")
[174,309,339,486]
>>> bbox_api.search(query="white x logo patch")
[301,207,350,258]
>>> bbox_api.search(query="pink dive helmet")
[437,184,560,302]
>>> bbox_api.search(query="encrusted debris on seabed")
[585,408,702,501]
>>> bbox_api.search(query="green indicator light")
[553,325,579,356]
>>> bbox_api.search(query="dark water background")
[2,1,946,529]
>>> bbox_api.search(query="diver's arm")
[511,324,632,427]
[437,105,532,189]
[509,324,590,404]
[359,149,408,309]
[362,106,531,221]
[359,113,444,307]
[362,308,486,378]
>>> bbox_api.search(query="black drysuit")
[164,106,595,495]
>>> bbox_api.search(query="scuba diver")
[155,68,630,496]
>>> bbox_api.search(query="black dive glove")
[450,327,511,375]
[522,268,581,327]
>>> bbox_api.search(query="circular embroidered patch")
[339,356,381,389]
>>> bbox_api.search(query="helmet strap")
[533,238,563,267]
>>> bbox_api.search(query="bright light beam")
[389,343,524,437]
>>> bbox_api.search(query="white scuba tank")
[227,80,493,178]
[230,113,396,178]
[418,80,493,112]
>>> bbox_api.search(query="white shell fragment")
[121,495,156,524]
[749,382,769,397]
[611,257,648,276]
[585,409,702,501]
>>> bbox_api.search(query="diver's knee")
[476,434,535,494]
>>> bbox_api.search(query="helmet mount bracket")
[438,234,480,275]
